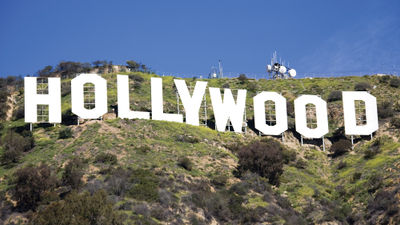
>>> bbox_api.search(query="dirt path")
[5,92,17,120]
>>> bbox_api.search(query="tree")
[126,60,140,71]
[11,164,58,211]
[37,65,54,77]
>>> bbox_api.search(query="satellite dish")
[288,69,296,77]
[279,66,287,74]
[267,65,272,72]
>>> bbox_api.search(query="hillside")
[0,72,400,225]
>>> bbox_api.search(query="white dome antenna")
[288,69,296,77]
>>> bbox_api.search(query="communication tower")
[267,51,296,79]
[209,60,224,79]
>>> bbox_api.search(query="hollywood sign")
[24,74,379,139]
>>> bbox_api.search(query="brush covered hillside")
[0,70,400,225]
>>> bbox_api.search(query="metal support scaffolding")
[257,92,279,137]
[37,78,49,123]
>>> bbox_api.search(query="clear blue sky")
[1,0,399,78]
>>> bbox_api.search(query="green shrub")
[282,148,296,164]
[351,172,362,183]
[59,127,73,139]
[390,117,400,128]
[30,190,122,225]
[389,78,400,88]
[211,173,229,187]
[330,139,352,157]
[354,82,371,91]
[327,90,342,102]
[11,164,58,211]
[128,169,159,202]
[62,157,84,189]
[294,158,307,169]
[178,157,193,171]
[378,101,393,119]
[237,139,284,185]
[364,138,382,159]
[95,152,117,165]
[366,172,383,193]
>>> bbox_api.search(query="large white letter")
[174,79,207,126]
[24,77,61,123]
[253,92,288,135]
[151,77,183,122]
[209,88,247,132]
[71,73,107,119]
[342,91,378,135]
[117,75,150,119]
[294,95,328,138]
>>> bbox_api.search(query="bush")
[105,167,131,196]
[178,157,193,171]
[390,117,400,128]
[62,158,84,189]
[211,173,229,187]
[11,164,58,211]
[59,127,73,139]
[294,158,307,169]
[95,152,117,165]
[354,82,371,91]
[128,169,159,202]
[238,74,247,84]
[364,138,382,159]
[330,139,352,157]
[337,161,347,170]
[30,190,122,225]
[378,101,393,119]
[1,131,34,165]
[327,90,342,102]
[237,139,284,185]
[379,75,391,84]
[12,105,25,120]
[282,148,296,164]
[389,78,400,88]
[176,134,199,143]
[351,172,362,183]
[222,83,230,88]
